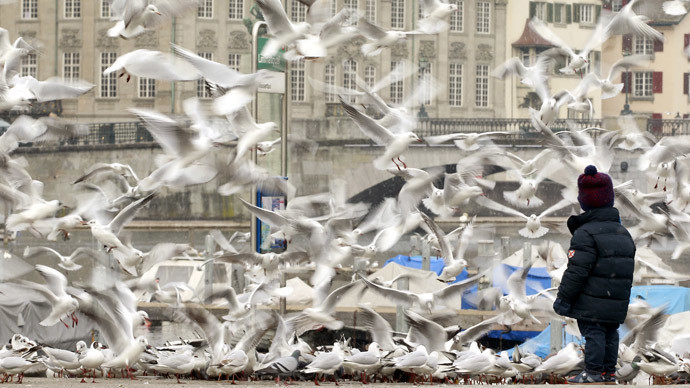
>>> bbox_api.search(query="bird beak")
[80,220,88,225]
[144,318,152,328]
[416,138,423,143]
[155,11,162,15]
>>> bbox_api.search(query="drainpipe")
[54,0,58,76]
[170,17,176,114]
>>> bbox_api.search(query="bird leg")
[314,374,320,386]
[391,158,401,171]
[397,157,407,169]
[60,317,70,328]
[91,369,97,383]
[664,177,668,192]
[332,374,339,386]
[655,176,660,189]
[176,373,184,384]
[61,229,70,241]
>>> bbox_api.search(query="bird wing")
[340,97,394,145]
[234,311,277,353]
[19,76,93,102]
[474,196,528,220]
[579,18,609,57]
[357,17,388,40]
[239,198,289,228]
[530,18,576,58]
[405,310,448,352]
[179,303,225,362]
[357,304,396,350]
[433,271,485,305]
[129,108,198,157]
[422,213,454,266]
[0,27,11,52]
[210,229,239,254]
[538,197,574,218]
[171,44,240,86]
[256,0,295,36]
[454,216,475,261]
[638,258,690,281]
[24,246,64,261]
[35,264,68,298]
[607,54,653,81]
[453,314,502,346]
[360,275,418,308]
[506,262,533,301]
[320,280,364,314]
[605,2,664,42]
[107,193,156,235]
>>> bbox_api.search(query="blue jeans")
[577,320,620,374]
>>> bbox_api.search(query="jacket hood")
[567,207,621,235]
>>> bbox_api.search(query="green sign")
[257,37,286,73]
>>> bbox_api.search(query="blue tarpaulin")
[383,256,544,341]
[516,286,690,358]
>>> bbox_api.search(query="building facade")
[600,0,690,121]
[504,0,603,119]
[0,0,508,124]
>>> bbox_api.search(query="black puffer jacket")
[555,207,636,324]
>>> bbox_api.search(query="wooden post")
[204,234,215,304]
[395,276,409,333]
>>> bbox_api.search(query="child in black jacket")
[553,165,636,384]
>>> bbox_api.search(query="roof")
[634,0,688,26]
[512,19,556,48]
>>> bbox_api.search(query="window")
[554,3,565,23]
[633,72,652,97]
[291,60,306,101]
[365,0,376,22]
[330,0,337,17]
[418,61,432,105]
[634,36,653,55]
[197,0,213,18]
[535,2,547,21]
[229,0,243,19]
[228,53,241,71]
[391,0,405,29]
[475,64,489,107]
[580,4,594,24]
[291,0,307,22]
[343,59,357,102]
[450,0,463,32]
[101,0,111,18]
[476,2,490,34]
[612,0,623,12]
[325,63,336,103]
[364,65,376,89]
[64,0,80,18]
[138,77,156,98]
[389,61,404,104]
[21,0,37,19]
[99,52,117,98]
[63,52,80,81]
[449,63,462,107]
[520,48,531,66]
[344,0,358,24]
[196,52,213,98]
[20,54,37,77]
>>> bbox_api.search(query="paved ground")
[13,378,690,387]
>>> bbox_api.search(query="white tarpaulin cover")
[0,283,96,349]
[285,276,314,305]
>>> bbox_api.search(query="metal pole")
[203,234,215,304]
[279,269,286,315]
[395,276,409,333]
[250,21,267,254]
[550,275,563,353]
[421,241,431,271]
[522,242,532,267]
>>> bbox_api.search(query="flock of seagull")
[1,0,690,385]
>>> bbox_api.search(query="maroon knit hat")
[578,165,614,211]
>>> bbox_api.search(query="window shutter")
[685,34,690,49]
[603,0,611,10]
[684,73,689,95]
[595,5,601,22]
[555,3,562,22]
[622,0,630,5]
[621,71,630,93]
[547,3,553,22]
[529,2,536,18]
[654,33,664,52]
[653,71,663,94]
[622,34,632,54]
[573,3,580,22]
[566,4,572,23]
